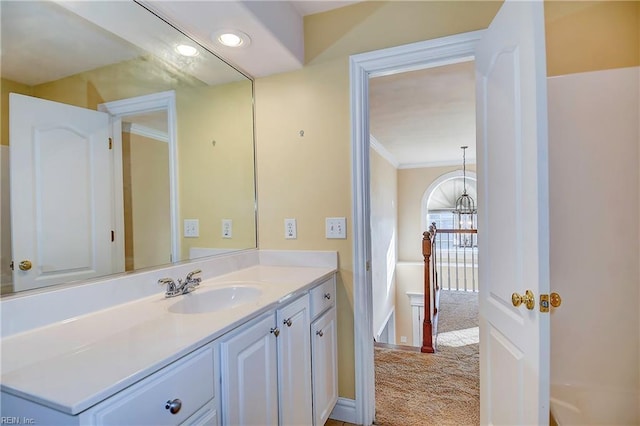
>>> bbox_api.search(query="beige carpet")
[374,291,479,426]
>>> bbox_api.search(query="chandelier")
[453,145,476,228]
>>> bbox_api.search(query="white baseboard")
[330,397,357,424]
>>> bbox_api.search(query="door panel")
[277,295,312,426]
[9,93,115,291]
[220,313,278,426]
[476,1,551,424]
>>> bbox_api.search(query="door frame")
[349,30,484,425]
[98,90,179,267]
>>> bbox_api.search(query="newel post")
[421,229,435,353]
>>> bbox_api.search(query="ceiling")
[1,0,474,168]
[369,61,476,168]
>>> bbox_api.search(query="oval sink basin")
[168,285,262,314]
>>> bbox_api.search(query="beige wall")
[125,132,172,270]
[545,1,640,77]
[369,148,398,340]
[177,81,256,259]
[0,79,32,146]
[256,0,639,399]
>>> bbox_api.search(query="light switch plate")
[325,217,346,239]
[184,219,199,238]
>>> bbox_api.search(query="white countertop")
[0,264,336,415]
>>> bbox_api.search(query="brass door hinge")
[108,138,113,150]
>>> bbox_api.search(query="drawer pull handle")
[165,398,182,415]
[271,327,280,337]
[316,330,324,337]
[283,318,293,327]
[324,293,331,300]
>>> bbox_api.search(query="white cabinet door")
[311,307,338,426]
[220,312,279,426]
[277,294,312,426]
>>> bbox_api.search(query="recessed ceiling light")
[175,44,199,57]
[212,29,251,48]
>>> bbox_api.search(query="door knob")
[550,292,562,307]
[512,290,535,310]
[18,260,32,271]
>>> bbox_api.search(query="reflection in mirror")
[0,0,257,296]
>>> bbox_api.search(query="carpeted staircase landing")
[374,291,479,426]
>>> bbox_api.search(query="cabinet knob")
[270,327,280,337]
[283,318,293,327]
[316,330,324,337]
[165,398,182,415]
[324,293,331,300]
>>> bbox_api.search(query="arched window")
[421,171,477,247]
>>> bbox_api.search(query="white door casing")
[98,90,178,265]
[9,94,114,291]
[476,1,550,424]
[350,31,484,425]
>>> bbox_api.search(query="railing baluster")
[463,242,468,292]
[428,228,478,293]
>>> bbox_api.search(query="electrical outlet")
[285,218,297,239]
[184,219,199,238]
[400,336,407,343]
[222,219,232,239]
[325,217,346,239]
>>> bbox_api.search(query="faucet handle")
[158,278,180,297]
[186,269,202,282]
[186,269,202,280]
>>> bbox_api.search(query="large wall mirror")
[0,1,257,296]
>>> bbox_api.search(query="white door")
[10,93,115,291]
[476,1,550,424]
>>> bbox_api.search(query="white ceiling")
[1,0,474,168]
[369,61,476,168]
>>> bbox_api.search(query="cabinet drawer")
[309,277,335,319]
[91,343,216,425]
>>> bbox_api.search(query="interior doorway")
[368,59,480,423]
[349,30,484,425]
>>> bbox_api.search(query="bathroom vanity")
[0,250,338,425]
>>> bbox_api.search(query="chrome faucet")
[158,269,202,298]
